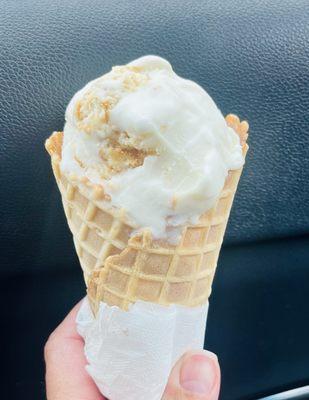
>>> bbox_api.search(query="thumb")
[162,350,220,400]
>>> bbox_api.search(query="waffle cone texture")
[46,114,249,314]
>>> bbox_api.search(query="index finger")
[45,299,104,400]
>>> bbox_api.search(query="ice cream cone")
[46,114,248,315]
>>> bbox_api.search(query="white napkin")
[76,298,208,400]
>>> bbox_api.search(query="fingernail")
[179,352,217,395]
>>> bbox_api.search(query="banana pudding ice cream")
[61,55,245,238]
[46,55,249,400]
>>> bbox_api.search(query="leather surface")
[0,0,309,274]
[1,2,309,399]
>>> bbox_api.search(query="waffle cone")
[46,114,249,315]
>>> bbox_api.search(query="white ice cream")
[61,55,244,238]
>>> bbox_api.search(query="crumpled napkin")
[76,298,208,400]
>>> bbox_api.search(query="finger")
[45,300,104,400]
[162,350,220,400]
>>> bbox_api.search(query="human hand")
[45,301,220,400]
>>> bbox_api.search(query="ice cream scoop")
[61,55,244,238]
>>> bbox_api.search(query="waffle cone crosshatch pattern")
[46,114,249,315]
